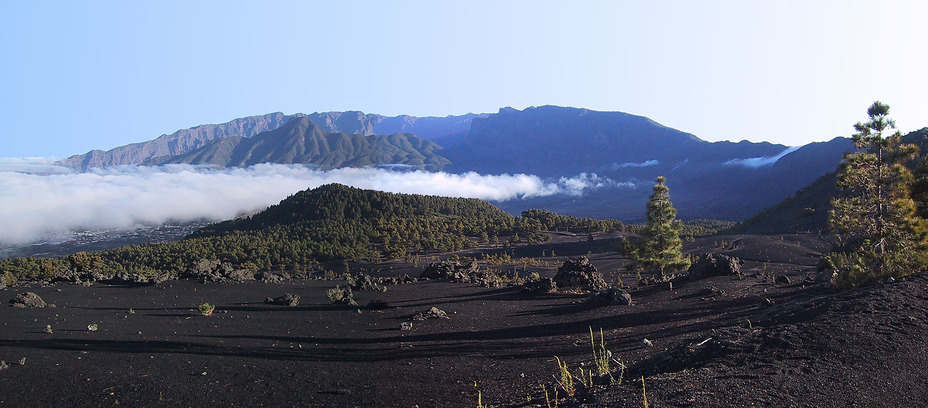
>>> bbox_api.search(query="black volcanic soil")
[2,234,928,407]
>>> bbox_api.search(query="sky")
[2,1,928,158]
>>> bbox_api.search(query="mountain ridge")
[150,116,450,170]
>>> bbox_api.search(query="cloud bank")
[0,163,618,246]
[723,146,800,168]
[612,160,659,169]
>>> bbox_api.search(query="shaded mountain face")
[434,106,852,222]
[730,127,928,234]
[53,105,858,222]
[152,117,451,170]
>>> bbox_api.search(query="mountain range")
[57,105,858,222]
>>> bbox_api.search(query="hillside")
[151,117,451,170]
[58,113,292,170]
[730,127,928,234]
[2,184,626,280]
[455,106,852,221]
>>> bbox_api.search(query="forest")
[0,184,625,281]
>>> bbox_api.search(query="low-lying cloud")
[0,163,621,246]
[724,146,800,168]
[612,160,659,169]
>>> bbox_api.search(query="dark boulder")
[521,277,557,294]
[553,257,608,291]
[687,254,744,280]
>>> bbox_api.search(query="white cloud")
[723,146,800,168]
[0,157,73,174]
[0,164,620,246]
[612,160,659,169]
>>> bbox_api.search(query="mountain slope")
[58,113,291,170]
[730,127,928,234]
[438,106,852,221]
[58,112,480,170]
[153,117,451,170]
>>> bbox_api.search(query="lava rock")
[553,257,608,291]
[413,306,450,320]
[521,277,557,294]
[257,272,291,283]
[9,292,48,308]
[687,254,744,280]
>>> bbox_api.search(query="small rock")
[45,325,53,334]
[642,338,654,348]
[87,323,98,332]
[774,275,791,284]
[400,321,413,331]
[17,357,25,366]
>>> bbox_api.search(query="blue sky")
[2,0,927,158]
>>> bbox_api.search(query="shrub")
[198,303,216,316]
[326,286,357,305]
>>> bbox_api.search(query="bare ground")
[2,233,927,407]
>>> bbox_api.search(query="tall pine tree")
[829,101,928,284]
[629,176,689,277]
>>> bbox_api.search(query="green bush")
[197,303,216,316]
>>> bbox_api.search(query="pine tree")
[629,176,690,277]
[829,101,928,283]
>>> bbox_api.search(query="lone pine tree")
[829,101,928,284]
[629,176,690,277]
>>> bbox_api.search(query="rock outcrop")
[9,292,48,308]
[553,257,608,291]
[687,254,744,280]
